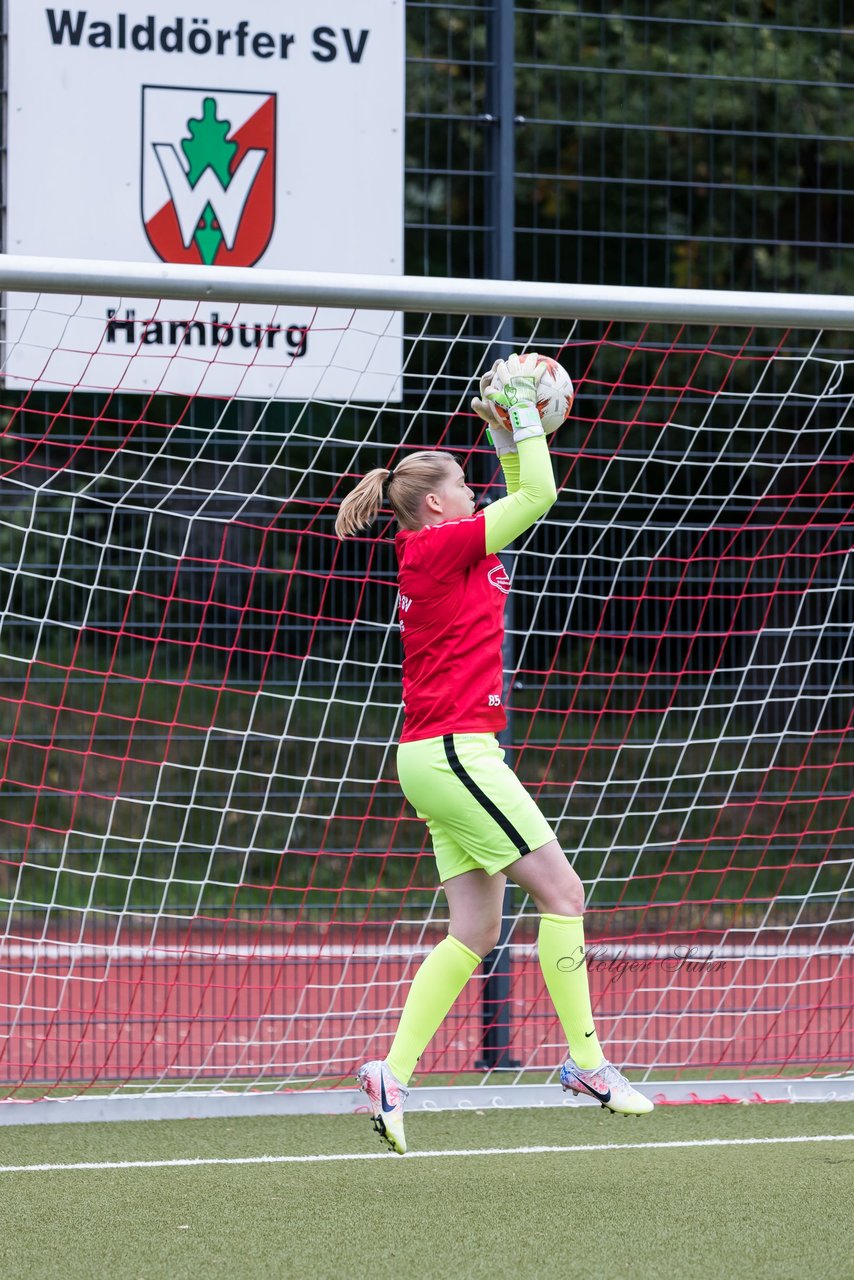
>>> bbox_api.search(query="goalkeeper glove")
[485,353,548,442]
[471,359,517,456]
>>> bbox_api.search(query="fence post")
[476,0,519,1072]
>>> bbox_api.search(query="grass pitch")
[1,1101,853,1279]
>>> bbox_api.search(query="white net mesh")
[0,276,852,1099]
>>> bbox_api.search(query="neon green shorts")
[396,732,555,882]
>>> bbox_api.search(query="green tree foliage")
[408,2,852,291]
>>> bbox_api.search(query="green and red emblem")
[141,86,275,267]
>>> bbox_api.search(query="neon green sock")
[537,913,603,1070]
[385,934,481,1085]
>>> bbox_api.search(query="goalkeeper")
[335,355,653,1154]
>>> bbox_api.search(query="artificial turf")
[1,1101,852,1279]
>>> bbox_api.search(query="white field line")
[2,1132,854,1173]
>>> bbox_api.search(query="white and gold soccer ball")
[491,353,575,436]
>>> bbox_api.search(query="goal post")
[0,254,852,1123]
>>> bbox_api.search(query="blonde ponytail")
[334,468,391,539]
[335,451,459,539]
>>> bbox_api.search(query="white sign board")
[4,3,404,400]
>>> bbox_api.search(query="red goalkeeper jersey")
[395,510,509,743]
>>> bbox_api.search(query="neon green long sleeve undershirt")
[483,435,557,556]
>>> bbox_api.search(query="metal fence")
[406,1,853,291]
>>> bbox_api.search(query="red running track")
[0,928,852,1096]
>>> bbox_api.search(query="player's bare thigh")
[504,838,585,916]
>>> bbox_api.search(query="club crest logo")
[141,85,275,267]
[488,564,511,594]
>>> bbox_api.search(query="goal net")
[0,260,852,1116]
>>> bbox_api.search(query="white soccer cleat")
[356,1059,409,1154]
[560,1055,654,1116]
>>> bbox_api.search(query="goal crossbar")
[1,252,854,329]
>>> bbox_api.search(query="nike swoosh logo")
[571,1074,611,1104]
[584,1030,595,1038]
[380,1073,395,1114]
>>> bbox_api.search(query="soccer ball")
[491,354,574,436]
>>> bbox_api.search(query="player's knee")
[449,921,501,959]
[564,871,586,915]
[479,919,503,955]
[539,863,585,917]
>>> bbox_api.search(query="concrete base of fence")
[1,1076,853,1125]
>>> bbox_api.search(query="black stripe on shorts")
[442,734,530,855]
